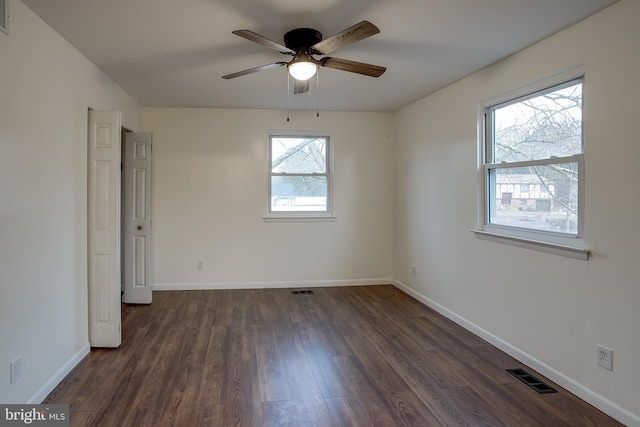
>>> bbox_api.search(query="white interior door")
[87,110,122,348]
[123,132,153,304]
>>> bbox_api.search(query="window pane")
[488,162,579,234]
[493,81,582,163]
[271,175,327,212]
[271,136,327,173]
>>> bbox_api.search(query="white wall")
[2,0,636,424]
[143,108,394,288]
[0,1,141,403]
[393,0,640,424]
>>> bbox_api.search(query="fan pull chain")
[316,67,320,118]
[286,73,291,121]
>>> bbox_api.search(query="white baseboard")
[392,280,640,427]
[29,343,90,404]
[153,278,392,291]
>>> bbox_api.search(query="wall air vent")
[0,0,8,35]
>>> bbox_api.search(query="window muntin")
[269,135,331,214]
[483,78,583,238]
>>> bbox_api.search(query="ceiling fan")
[222,21,386,94]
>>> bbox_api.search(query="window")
[477,69,589,259]
[267,133,332,218]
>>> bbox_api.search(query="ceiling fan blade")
[320,57,386,77]
[232,30,295,54]
[311,21,380,55]
[293,79,309,95]
[222,62,287,79]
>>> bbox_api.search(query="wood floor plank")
[42,366,92,406]
[233,288,252,306]
[199,325,230,405]
[213,289,234,325]
[130,327,189,414]
[334,355,403,427]
[121,302,155,330]
[414,349,472,389]
[501,381,617,427]
[185,314,215,365]
[381,311,455,351]
[392,390,443,427]
[344,286,382,304]
[331,320,411,393]
[325,396,372,427]
[222,359,263,427]
[294,322,352,398]
[120,408,151,427]
[195,305,217,329]
[44,287,624,427]
[287,300,322,324]
[467,382,565,427]
[175,292,200,326]
[159,363,205,426]
[196,404,222,427]
[284,358,335,427]
[250,288,288,306]
[199,289,220,308]
[254,323,292,402]
[417,310,489,348]
[68,326,148,412]
[160,290,187,309]
[130,364,169,409]
[265,305,307,360]
[443,386,510,427]
[253,302,273,325]
[67,411,93,427]
[132,308,180,367]
[369,289,430,318]
[314,320,353,357]
[262,400,300,427]
[88,364,152,426]
[356,318,470,425]
[231,306,257,362]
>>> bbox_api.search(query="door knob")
[137,226,143,230]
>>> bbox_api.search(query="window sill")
[472,230,591,261]
[263,216,336,223]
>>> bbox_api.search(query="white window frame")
[264,130,334,222]
[475,66,590,260]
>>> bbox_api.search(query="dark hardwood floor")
[44,285,623,426]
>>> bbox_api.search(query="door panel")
[88,110,122,348]
[124,132,152,304]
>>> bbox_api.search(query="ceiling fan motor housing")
[284,28,323,52]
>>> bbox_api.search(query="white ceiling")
[22,0,618,112]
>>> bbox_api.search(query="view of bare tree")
[270,136,329,211]
[488,80,583,233]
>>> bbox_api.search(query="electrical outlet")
[197,259,204,270]
[10,357,21,384]
[597,345,613,371]
[411,266,416,277]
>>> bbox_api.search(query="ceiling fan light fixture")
[288,59,317,81]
